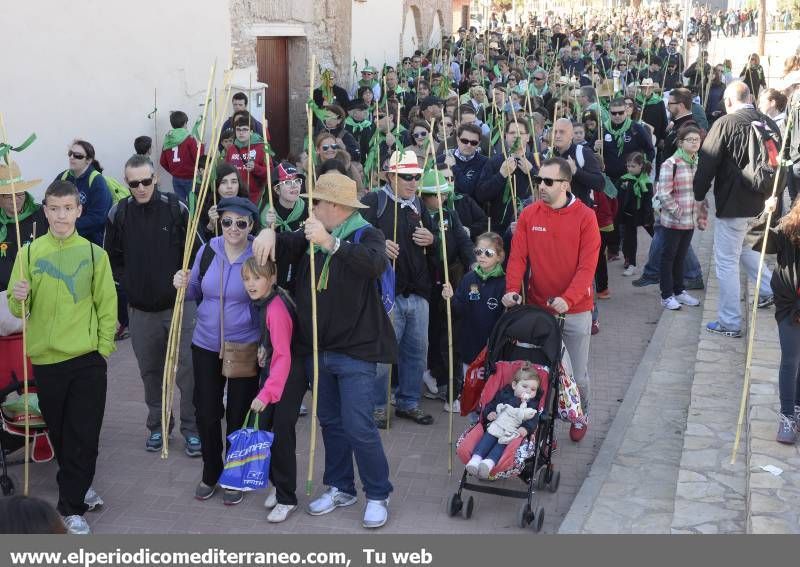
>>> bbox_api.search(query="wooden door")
[257,37,289,160]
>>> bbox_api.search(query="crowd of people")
[2,4,800,535]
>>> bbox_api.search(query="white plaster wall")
[1,0,232,198]
[350,0,404,77]
[402,7,420,58]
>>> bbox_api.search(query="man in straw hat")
[253,171,396,529]
[362,150,435,429]
[7,179,117,534]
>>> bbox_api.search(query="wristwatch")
[330,236,341,255]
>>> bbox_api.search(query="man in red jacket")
[503,157,600,442]
[225,115,269,204]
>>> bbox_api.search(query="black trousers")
[622,223,655,267]
[660,228,694,299]
[34,351,107,517]
[191,345,258,486]
[595,231,612,292]
[257,359,306,505]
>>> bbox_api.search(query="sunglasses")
[610,110,626,116]
[127,176,154,189]
[68,151,86,160]
[533,76,545,81]
[474,247,497,257]
[321,144,340,151]
[533,176,568,186]
[220,217,250,230]
[397,173,421,182]
[459,137,480,146]
[413,131,429,139]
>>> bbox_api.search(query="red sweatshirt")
[506,196,601,314]
[593,190,618,230]
[225,143,270,204]
[159,137,200,180]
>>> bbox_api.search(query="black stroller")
[449,305,565,531]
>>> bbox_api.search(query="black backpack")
[743,117,781,195]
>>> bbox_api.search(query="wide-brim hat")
[596,79,615,98]
[419,169,454,195]
[0,160,41,195]
[386,150,424,175]
[300,172,367,209]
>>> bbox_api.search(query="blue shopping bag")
[219,411,274,492]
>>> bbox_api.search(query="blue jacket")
[599,122,655,180]
[451,152,488,198]
[56,168,112,246]
[452,270,506,363]
[481,383,542,435]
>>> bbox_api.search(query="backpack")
[743,118,781,195]
[61,170,130,204]
[113,193,186,242]
[353,225,396,314]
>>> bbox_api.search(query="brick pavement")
[12,235,662,534]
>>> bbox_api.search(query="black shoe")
[757,295,774,309]
[394,407,434,425]
[684,277,705,290]
[373,408,388,430]
[223,489,243,506]
[632,275,659,287]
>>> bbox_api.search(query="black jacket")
[454,194,488,239]
[475,152,538,234]
[599,121,655,180]
[764,227,800,324]
[0,204,48,290]
[451,152,488,198]
[104,191,194,312]
[424,208,475,280]
[451,270,506,363]
[313,85,350,109]
[693,106,781,218]
[662,112,701,166]
[276,225,397,363]
[550,143,604,207]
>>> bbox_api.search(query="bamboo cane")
[263,92,273,217]
[246,73,253,193]
[427,117,455,475]
[0,113,30,495]
[306,54,321,496]
[731,104,795,464]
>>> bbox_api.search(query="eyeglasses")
[459,137,480,146]
[682,137,702,143]
[474,247,497,257]
[68,151,86,160]
[278,179,302,188]
[533,176,568,186]
[127,176,154,189]
[397,173,421,182]
[220,217,250,230]
[413,131,429,139]
[610,110,626,116]
[321,144,340,151]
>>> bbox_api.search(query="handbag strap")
[242,410,259,430]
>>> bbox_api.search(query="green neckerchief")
[163,128,190,150]
[635,92,663,107]
[603,117,632,156]
[233,132,263,149]
[0,193,37,245]
[475,263,504,281]
[620,171,650,209]
[602,174,618,199]
[359,79,378,89]
[267,199,306,232]
[675,148,698,166]
[307,212,371,291]
[345,116,373,135]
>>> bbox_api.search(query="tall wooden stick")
[0,113,30,495]
[263,88,273,218]
[306,54,321,496]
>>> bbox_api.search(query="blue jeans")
[374,294,429,411]
[777,317,800,417]
[172,177,193,203]
[307,352,392,500]
[714,217,773,330]
[473,431,506,463]
[643,224,702,281]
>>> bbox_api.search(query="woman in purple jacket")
[173,197,260,506]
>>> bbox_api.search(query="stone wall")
[403,0,454,53]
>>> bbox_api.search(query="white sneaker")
[622,265,636,277]
[63,515,91,535]
[263,485,277,509]
[422,370,438,395]
[267,503,297,523]
[465,455,481,476]
[443,399,461,413]
[477,459,495,479]
[661,296,681,310]
[362,498,389,528]
[307,486,357,516]
[84,487,104,511]
[675,290,700,306]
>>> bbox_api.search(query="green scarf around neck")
[163,128,190,150]
[307,212,371,291]
[0,193,37,245]
[234,132,264,149]
[603,117,633,156]
[635,92,663,107]
[474,263,504,281]
[345,116,373,135]
[674,148,698,166]
[620,171,651,209]
[266,199,306,232]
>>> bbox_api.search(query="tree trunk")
[758,0,766,56]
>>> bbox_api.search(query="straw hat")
[596,79,615,98]
[0,161,41,195]
[385,150,424,175]
[300,172,367,209]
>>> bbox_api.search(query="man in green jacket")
[7,180,116,535]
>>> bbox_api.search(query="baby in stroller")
[465,362,542,479]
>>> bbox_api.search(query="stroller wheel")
[462,496,474,520]
[518,503,531,528]
[533,467,546,490]
[0,474,14,497]
[534,506,545,532]
[447,493,462,517]
[547,470,561,493]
